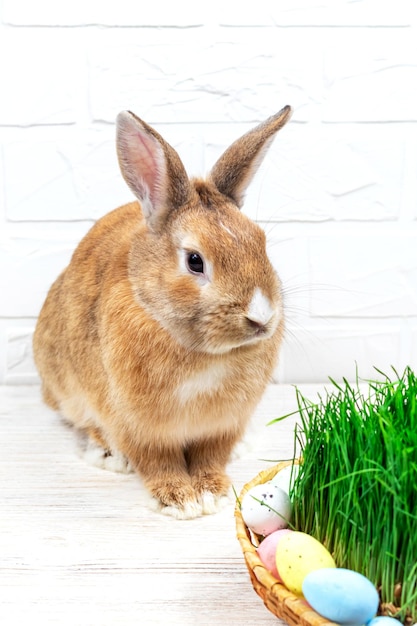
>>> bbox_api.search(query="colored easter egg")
[368,618,403,625]
[270,464,300,495]
[302,568,379,625]
[256,529,292,579]
[241,483,292,536]
[275,531,335,596]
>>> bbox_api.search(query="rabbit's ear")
[116,111,191,230]
[209,105,292,208]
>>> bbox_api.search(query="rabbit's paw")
[192,470,230,498]
[157,499,203,520]
[199,491,231,515]
[148,482,203,519]
[82,438,133,474]
[190,471,231,514]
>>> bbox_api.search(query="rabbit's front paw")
[148,481,202,519]
[154,499,203,520]
[199,491,231,515]
[189,471,232,514]
[192,470,230,499]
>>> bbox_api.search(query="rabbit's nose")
[246,317,268,336]
[246,288,275,327]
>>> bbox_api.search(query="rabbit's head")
[117,107,291,355]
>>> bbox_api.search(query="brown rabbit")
[33,105,292,519]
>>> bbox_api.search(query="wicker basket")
[235,461,339,626]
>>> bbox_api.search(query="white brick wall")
[1,0,416,384]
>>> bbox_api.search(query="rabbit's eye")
[187,252,205,274]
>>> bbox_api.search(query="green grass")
[273,367,417,624]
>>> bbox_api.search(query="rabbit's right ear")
[116,111,191,231]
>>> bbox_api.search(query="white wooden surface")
[0,383,320,626]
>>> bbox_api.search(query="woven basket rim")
[235,461,339,626]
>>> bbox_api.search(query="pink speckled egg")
[257,529,292,580]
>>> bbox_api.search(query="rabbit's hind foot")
[80,433,134,474]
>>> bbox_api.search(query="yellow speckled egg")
[275,531,336,596]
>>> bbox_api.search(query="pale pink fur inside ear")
[116,111,166,219]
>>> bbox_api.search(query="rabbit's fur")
[33,106,292,519]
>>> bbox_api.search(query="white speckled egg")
[241,483,292,536]
[302,568,379,625]
[270,464,300,495]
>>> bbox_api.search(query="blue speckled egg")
[302,567,379,625]
[367,618,402,625]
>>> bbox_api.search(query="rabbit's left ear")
[209,105,292,208]
[116,111,191,231]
